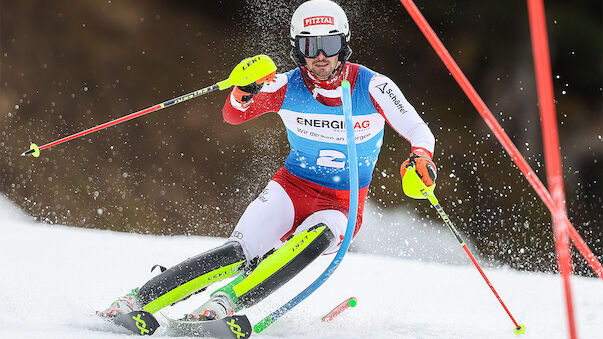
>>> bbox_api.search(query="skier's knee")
[227,224,334,309]
[294,210,348,254]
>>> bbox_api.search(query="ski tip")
[21,143,40,157]
[348,297,357,307]
[253,315,275,334]
[513,324,527,335]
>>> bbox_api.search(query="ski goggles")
[295,35,345,58]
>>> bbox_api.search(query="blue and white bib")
[278,66,385,190]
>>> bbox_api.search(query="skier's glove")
[400,149,437,187]
[232,71,276,105]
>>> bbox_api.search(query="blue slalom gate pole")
[253,80,359,333]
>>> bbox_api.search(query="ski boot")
[97,288,141,318]
[181,291,237,321]
[167,289,251,338]
[99,287,160,335]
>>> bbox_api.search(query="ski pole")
[21,55,277,158]
[403,165,526,335]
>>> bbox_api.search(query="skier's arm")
[368,74,437,186]
[222,74,288,125]
[369,74,435,156]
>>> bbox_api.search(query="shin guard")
[214,224,334,310]
[138,242,246,313]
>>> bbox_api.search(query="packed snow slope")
[0,195,601,339]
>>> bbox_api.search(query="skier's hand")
[225,54,277,105]
[232,71,276,105]
[400,149,437,187]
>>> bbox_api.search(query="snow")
[0,194,601,339]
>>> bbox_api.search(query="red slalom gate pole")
[527,0,576,338]
[398,0,603,280]
[567,224,602,278]
[321,297,357,322]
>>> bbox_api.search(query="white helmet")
[289,0,352,66]
[290,0,350,42]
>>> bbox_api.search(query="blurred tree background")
[1,0,600,276]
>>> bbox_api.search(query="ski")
[112,310,160,336]
[164,314,252,338]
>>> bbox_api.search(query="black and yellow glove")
[232,72,275,104]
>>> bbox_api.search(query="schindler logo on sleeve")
[304,16,334,27]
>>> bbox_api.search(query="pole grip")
[426,192,439,206]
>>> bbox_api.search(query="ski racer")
[99,0,437,324]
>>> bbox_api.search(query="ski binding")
[164,313,252,338]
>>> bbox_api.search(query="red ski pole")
[403,165,526,335]
[21,54,277,158]
[21,84,220,158]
